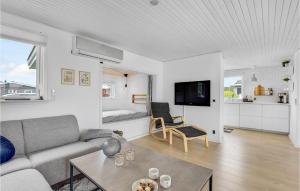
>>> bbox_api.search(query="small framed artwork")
[79,71,91,86]
[61,68,75,85]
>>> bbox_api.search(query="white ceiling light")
[150,0,159,6]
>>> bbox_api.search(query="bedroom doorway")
[100,67,153,140]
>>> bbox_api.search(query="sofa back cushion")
[22,115,80,153]
[0,120,25,156]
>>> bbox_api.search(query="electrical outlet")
[212,130,215,134]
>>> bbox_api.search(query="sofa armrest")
[80,129,113,141]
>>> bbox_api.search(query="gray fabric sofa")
[1,169,53,191]
[0,115,124,190]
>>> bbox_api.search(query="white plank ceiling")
[1,0,299,69]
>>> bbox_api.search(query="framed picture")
[79,71,91,86]
[61,68,75,85]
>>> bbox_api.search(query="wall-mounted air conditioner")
[71,36,123,63]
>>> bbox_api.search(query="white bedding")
[103,110,136,118]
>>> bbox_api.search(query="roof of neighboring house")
[0,81,35,89]
[231,80,242,87]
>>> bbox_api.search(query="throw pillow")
[80,129,113,141]
[0,135,15,164]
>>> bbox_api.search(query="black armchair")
[150,102,184,140]
[150,102,208,152]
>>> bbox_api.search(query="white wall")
[127,73,148,111]
[289,49,300,147]
[102,74,128,111]
[102,73,148,112]
[225,66,289,103]
[0,13,164,131]
[163,53,224,143]
[0,13,101,131]
[103,52,164,101]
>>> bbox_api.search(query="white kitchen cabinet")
[224,102,290,133]
[240,104,262,116]
[239,116,262,130]
[262,105,289,118]
[224,104,239,127]
[239,104,262,129]
[262,105,290,133]
[262,118,289,133]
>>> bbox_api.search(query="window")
[224,76,243,99]
[102,83,115,99]
[0,38,43,99]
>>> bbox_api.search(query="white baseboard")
[127,133,149,141]
[289,134,300,148]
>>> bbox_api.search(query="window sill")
[0,99,48,103]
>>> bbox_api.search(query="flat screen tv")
[175,80,210,106]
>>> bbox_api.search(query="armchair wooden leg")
[163,127,167,140]
[183,137,188,152]
[205,135,209,147]
[169,130,173,145]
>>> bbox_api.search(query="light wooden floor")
[131,129,300,191]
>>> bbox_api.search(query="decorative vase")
[102,138,121,157]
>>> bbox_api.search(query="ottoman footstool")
[169,126,208,152]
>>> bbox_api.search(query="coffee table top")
[70,144,212,191]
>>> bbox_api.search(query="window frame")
[102,83,116,99]
[224,76,243,100]
[0,37,45,100]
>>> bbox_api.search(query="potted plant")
[282,77,290,82]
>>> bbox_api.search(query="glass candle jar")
[114,153,125,167]
[125,148,135,161]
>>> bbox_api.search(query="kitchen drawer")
[224,104,239,127]
[262,105,289,118]
[262,117,289,133]
[239,116,262,129]
[240,104,262,116]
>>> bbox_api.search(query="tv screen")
[175,80,210,106]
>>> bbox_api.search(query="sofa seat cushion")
[0,156,32,176]
[0,169,52,191]
[28,141,99,185]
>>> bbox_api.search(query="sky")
[0,38,35,86]
[224,76,242,88]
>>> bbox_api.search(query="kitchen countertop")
[224,101,290,105]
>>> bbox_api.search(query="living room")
[0,1,299,191]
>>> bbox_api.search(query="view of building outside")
[0,38,36,98]
[224,76,242,99]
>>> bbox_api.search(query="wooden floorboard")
[131,129,300,191]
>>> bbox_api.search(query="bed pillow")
[80,129,113,141]
[0,135,15,164]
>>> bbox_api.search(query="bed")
[102,109,148,123]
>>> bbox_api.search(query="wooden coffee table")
[70,144,212,191]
